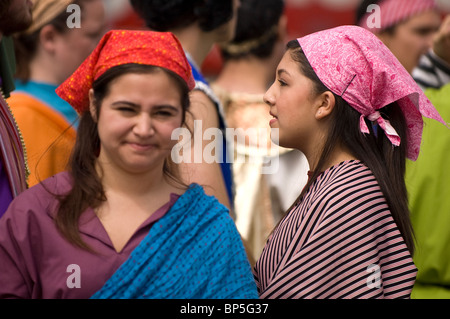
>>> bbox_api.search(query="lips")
[128,142,156,152]
[269,112,278,127]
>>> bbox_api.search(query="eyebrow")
[111,101,180,112]
[277,68,291,78]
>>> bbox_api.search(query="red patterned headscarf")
[56,30,195,113]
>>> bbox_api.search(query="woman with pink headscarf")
[253,25,448,299]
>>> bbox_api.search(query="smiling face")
[91,70,184,176]
[264,50,322,154]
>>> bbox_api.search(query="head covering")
[297,25,447,161]
[56,30,195,113]
[24,0,73,35]
[359,0,438,32]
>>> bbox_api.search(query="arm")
[176,90,231,210]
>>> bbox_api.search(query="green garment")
[0,36,16,98]
[405,83,450,299]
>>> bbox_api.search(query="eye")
[117,106,136,113]
[155,110,174,117]
[153,106,179,118]
[278,79,287,86]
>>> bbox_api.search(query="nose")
[133,114,154,137]
[263,83,275,107]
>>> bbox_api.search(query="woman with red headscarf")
[0,30,258,299]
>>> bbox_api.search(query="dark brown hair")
[54,63,191,251]
[284,40,415,255]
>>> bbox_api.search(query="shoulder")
[307,160,388,221]
[177,183,231,220]
[1,172,73,222]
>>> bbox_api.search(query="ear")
[38,24,59,54]
[315,91,335,120]
[88,89,98,122]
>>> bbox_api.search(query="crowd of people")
[0,0,448,299]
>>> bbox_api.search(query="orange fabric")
[8,92,76,186]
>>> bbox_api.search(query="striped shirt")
[253,160,417,299]
[412,50,450,91]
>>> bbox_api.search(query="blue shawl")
[91,184,258,299]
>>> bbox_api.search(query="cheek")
[158,120,183,144]
[97,116,129,143]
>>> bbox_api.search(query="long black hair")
[285,40,415,255]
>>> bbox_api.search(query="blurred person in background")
[212,0,309,264]
[8,0,106,187]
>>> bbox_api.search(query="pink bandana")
[359,0,438,32]
[297,25,448,161]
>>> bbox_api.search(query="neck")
[97,161,168,199]
[172,24,216,67]
[214,56,275,94]
[308,145,357,173]
[28,50,62,85]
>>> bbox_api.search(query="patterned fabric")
[91,183,258,299]
[298,25,448,161]
[413,50,450,90]
[56,30,195,113]
[0,91,28,201]
[359,0,437,32]
[254,160,417,299]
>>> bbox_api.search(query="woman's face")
[264,50,321,153]
[93,70,184,175]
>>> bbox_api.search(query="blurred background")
[102,0,450,79]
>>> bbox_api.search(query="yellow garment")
[212,84,308,262]
[8,93,76,186]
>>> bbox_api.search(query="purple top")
[0,159,13,218]
[0,172,179,298]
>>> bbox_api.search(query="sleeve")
[260,187,416,299]
[0,201,34,298]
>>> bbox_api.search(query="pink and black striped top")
[253,160,417,299]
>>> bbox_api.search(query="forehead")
[399,9,441,31]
